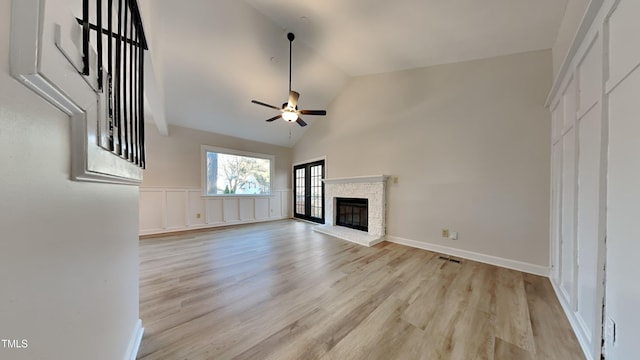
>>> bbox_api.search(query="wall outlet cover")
[441,229,449,238]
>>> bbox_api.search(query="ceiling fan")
[251,32,326,127]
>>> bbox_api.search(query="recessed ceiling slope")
[150,0,567,147]
[245,0,568,76]
[152,0,348,147]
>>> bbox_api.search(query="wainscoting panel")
[545,1,614,359]
[139,188,292,235]
[206,198,224,224]
[269,194,282,218]
[166,191,187,229]
[223,198,240,222]
[255,198,269,220]
[188,190,206,227]
[139,190,164,232]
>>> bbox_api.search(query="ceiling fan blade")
[287,91,300,109]
[266,114,282,122]
[251,100,280,110]
[296,117,307,127]
[299,110,327,116]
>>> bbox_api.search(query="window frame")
[200,145,275,197]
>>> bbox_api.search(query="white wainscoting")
[545,1,615,359]
[139,187,292,235]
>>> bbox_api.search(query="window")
[201,146,274,196]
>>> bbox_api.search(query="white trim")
[140,217,291,236]
[546,0,606,107]
[293,156,327,167]
[550,281,595,360]
[10,0,143,185]
[386,235,549,276]
[323,175,389,185]
[123,319,144,360]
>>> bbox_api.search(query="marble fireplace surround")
[313,175,389,247]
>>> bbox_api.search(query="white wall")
[0,0,140,359]
[139,124,293,234]
[294,50,552,272]
[552,0,590,77]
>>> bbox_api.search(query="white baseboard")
[550,281,594,360]
[139,217,291,236]
[124,319,144,360]
[386,236,549,276]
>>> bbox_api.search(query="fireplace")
[313,175,388,247]
[336,198,368,232]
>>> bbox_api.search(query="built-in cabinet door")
[294,160,325,223]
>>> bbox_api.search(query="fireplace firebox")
[335,198,368,232]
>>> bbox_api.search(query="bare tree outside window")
[204,149,271,195]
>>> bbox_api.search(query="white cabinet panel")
[561,127,577,306]
[166,191,187,229]
[576,104,603,341]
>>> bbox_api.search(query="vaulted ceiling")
[147,0,567,147]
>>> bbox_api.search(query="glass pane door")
[294,160,325,223]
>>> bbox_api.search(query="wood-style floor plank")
[138,220,584,360]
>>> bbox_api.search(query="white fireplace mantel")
[314,175,389,247]
[322,175,389,185]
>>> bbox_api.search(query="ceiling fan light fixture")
[250,32,326,127]
[282,110,298,122]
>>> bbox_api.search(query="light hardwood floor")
[138,220,584,360]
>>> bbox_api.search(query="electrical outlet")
[441,229,449,238]
[393,176,399,184]
[450,231,458,240]
[196,213,201,219]
[605,317,616,348]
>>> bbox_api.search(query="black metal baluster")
[96,0,103,90]
[122,0,129,159]
[107,0,114,151]
[79,0,146,167]
[139,43,145,168]
[133,28,139,165]
[115,0,123,156]
[128,10,134,162]
[82,0,89,76]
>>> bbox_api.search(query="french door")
[294,160,325,223]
